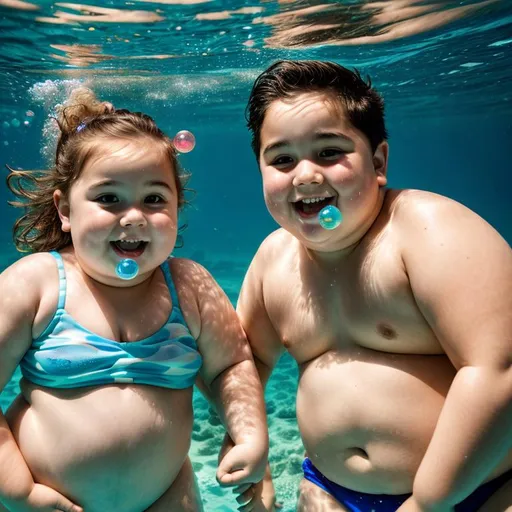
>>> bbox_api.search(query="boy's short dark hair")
[246,60,388,158]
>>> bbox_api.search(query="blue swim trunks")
[303,458,512,511]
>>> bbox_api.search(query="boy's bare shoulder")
[386,188,507,255]
[388,188,485,230]
[390,188,459,214]
[253,228,297,265]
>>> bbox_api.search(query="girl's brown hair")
[7,87,189,253]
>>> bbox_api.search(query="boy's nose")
[120,209,147,228]
[292,160,324,187]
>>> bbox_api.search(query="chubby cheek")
[335,158,376,199]
[339,177,382,221]
[79,211,115,236]
[262,171,290,209]
[152,211,177,232]
[153,214,178,246]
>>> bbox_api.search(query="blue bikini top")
[20,251,202,389]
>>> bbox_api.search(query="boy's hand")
[233,475,283,512]
[5,483,83,512]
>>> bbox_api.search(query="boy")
[235,60,512,511]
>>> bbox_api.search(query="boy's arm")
[400,193,512,509]
[235,245,286,510]
[236,247,285,390]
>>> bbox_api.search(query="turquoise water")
[0,0,511,510]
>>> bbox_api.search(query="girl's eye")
[271,155,294,167]
[95,194,118,204]
[319,148,344,159]
[145,194,165,204]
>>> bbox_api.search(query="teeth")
[116,240,143,244]
[302,197,328,204]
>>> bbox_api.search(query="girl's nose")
[120,209,147,228]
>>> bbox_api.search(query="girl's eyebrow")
[90,179,172,191]
[146,180,173,191]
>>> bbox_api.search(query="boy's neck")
[303,188,388,266]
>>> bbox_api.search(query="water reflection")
[255,0,500,47]
[36,2,164,24]
[0,0,37,10]
[50,44,112,66]
[0,0,510,118]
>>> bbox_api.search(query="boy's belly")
[7,381,193,512]
[296,348,456,494]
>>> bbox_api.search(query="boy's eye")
[271,155,294,167]
[145,194,165,204]
[95,194,118,204]
[319,148,344,159]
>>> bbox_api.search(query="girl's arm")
[0,256,43,505]
[0,255,82,512]
[172,258,269,486]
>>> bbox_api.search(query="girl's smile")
[54,137,179,286]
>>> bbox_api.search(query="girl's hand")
[6,483,83,512]
[217,433,279,511]
[217,441,267,487]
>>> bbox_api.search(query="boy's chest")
[265,251,439,363]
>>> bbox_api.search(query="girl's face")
[54,137,179,285]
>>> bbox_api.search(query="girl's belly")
[297,349,456,494]
[7,381,193,512]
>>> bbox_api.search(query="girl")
[0,88,268,512]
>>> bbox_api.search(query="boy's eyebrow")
[262,132,352,155]
[90,179,173,190]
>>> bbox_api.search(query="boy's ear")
[53,190,71,232]
[373,141,389,187]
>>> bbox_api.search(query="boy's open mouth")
[293,196,336,218]
[110,240,148,258]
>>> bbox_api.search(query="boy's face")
[258,91,388,252]
[54,137,179,285]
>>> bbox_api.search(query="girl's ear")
[54,190,71,232]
